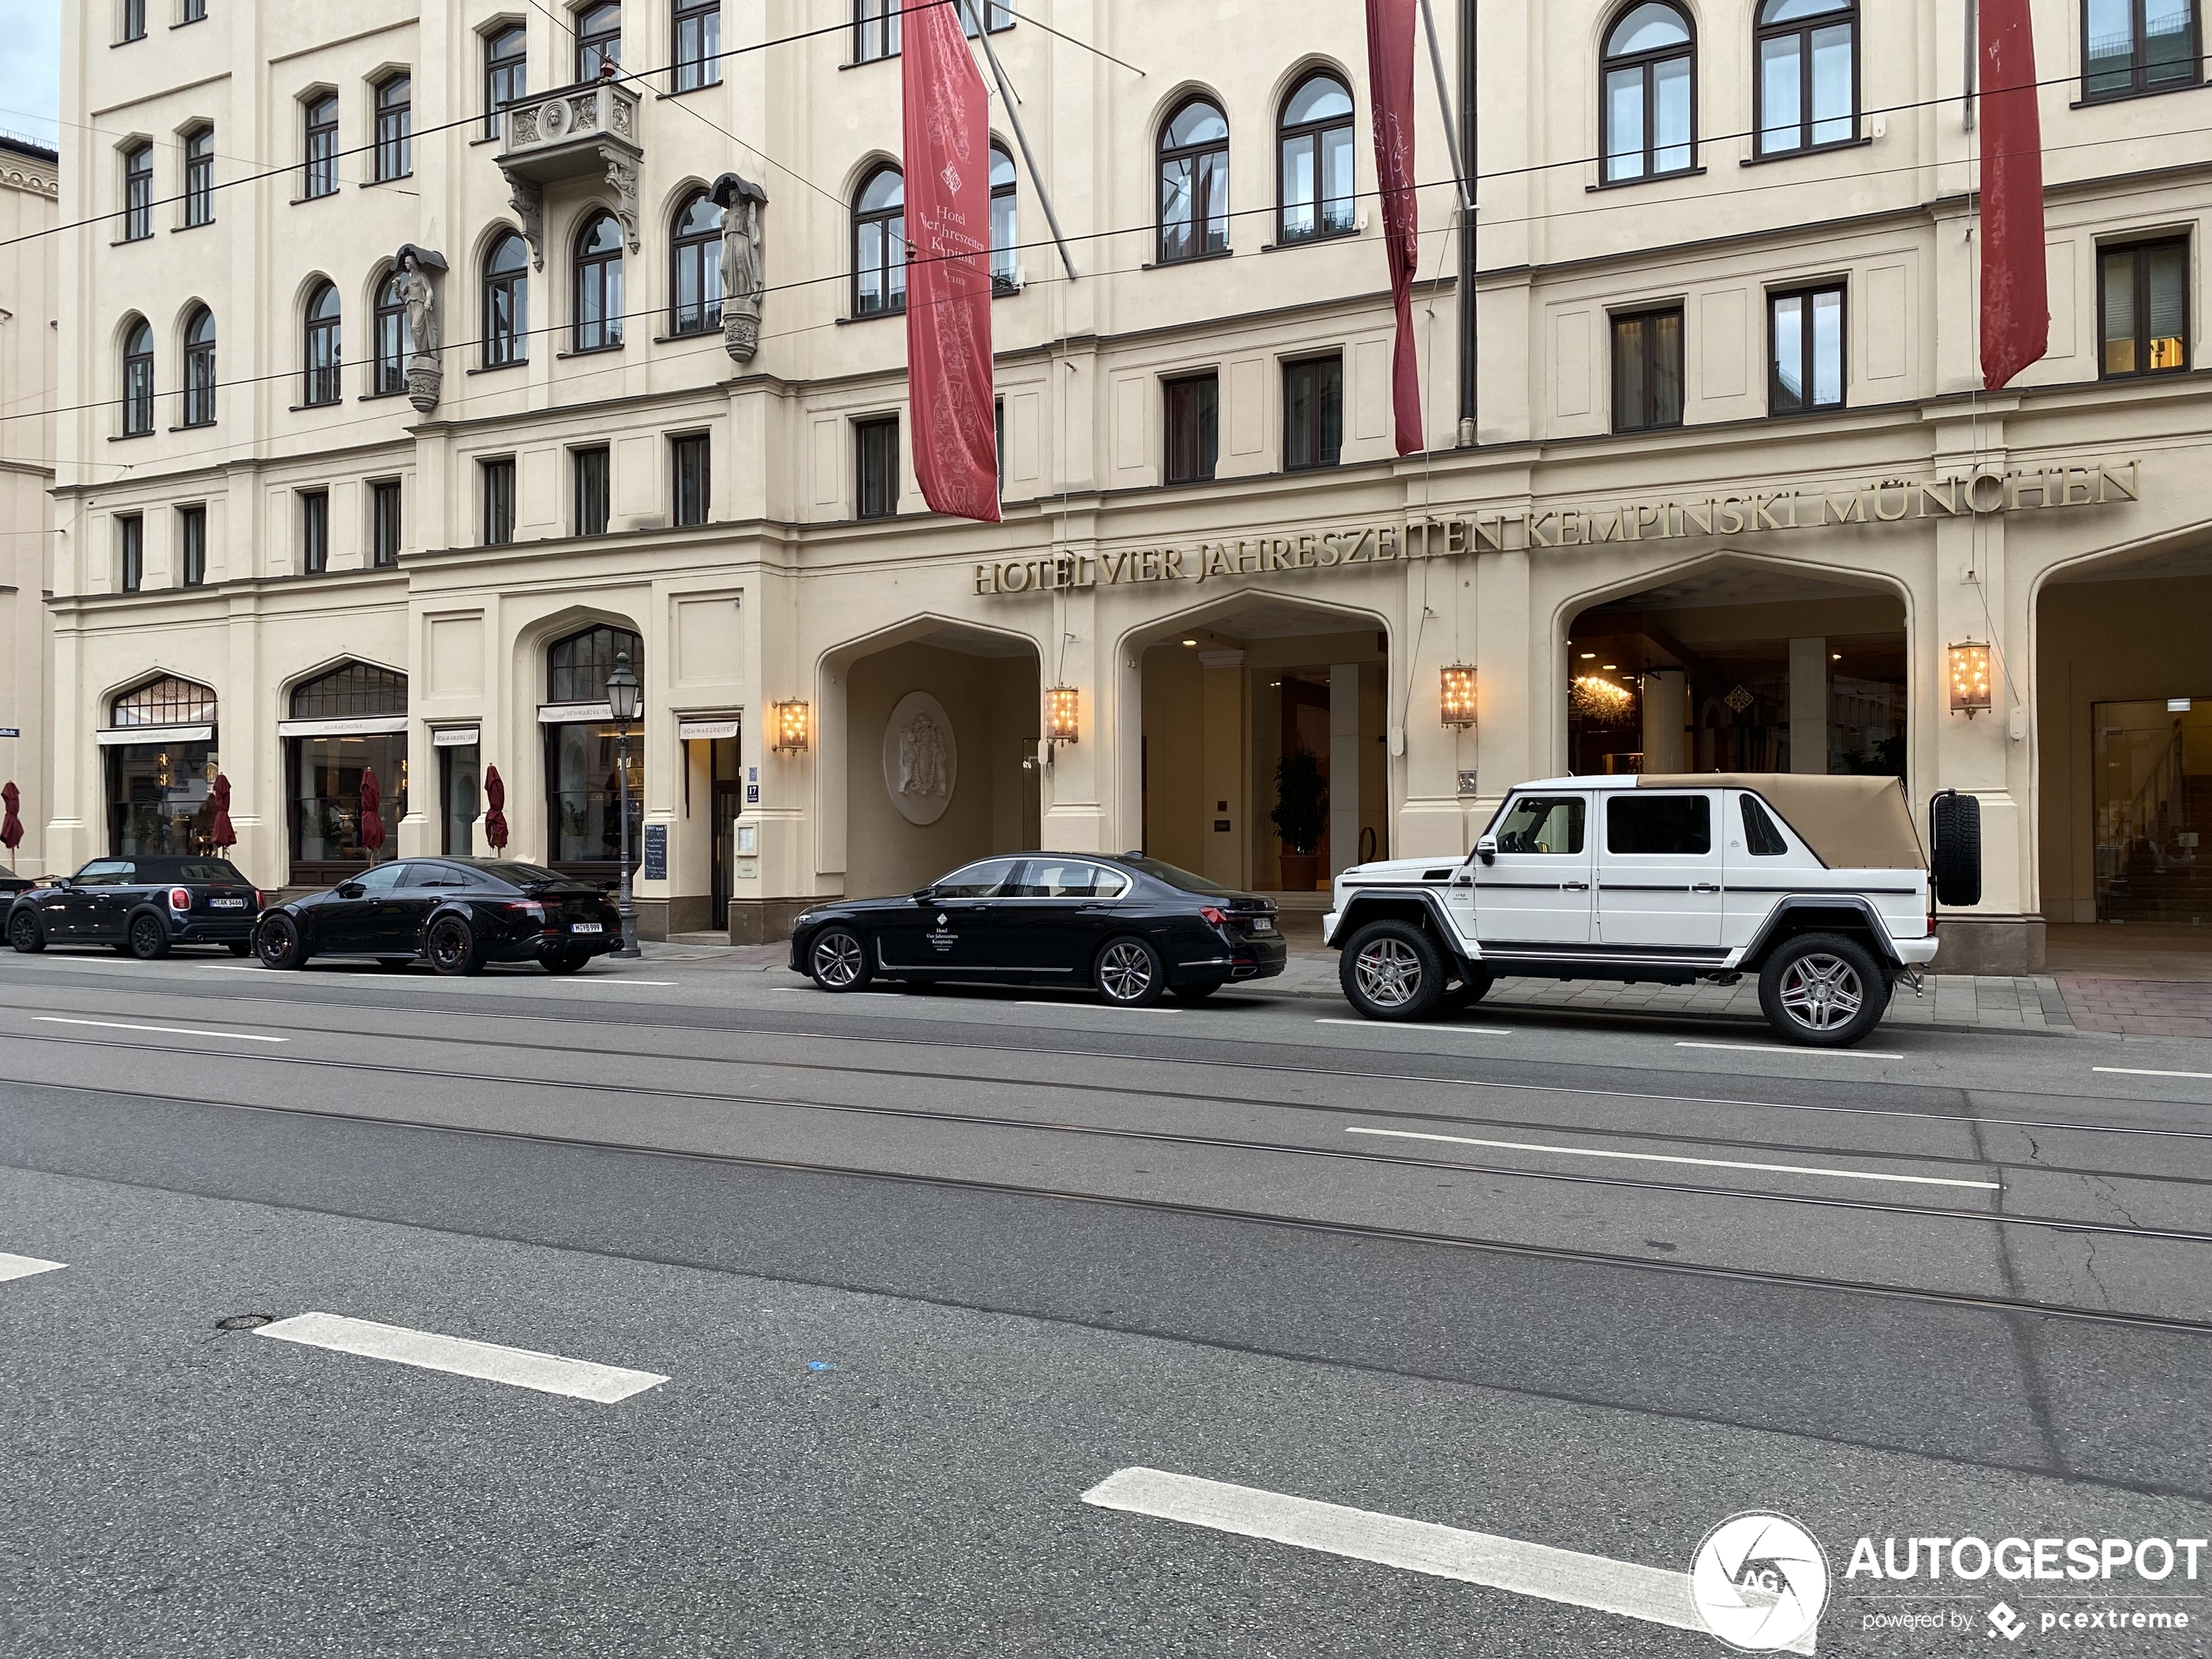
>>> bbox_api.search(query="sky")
[0,0,60,151]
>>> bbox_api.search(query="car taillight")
[1200,906,1228,927]
[503,900,550,922]
[253,890,263,910]
[169,887,191,911]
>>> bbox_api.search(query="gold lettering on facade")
[1966,469,2010,514]
[2098,462,2141,502]
[1823,490,1867,525]
[1873,482,1912,523]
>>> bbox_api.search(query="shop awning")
[276,715,409,738]
[678,717,740,740]
[431,726,481,747]
[96,724,213,745]
[538,701,614,724]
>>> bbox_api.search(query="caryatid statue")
[711,172,768,364]
[393,244,449,413]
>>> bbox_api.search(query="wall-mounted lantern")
[1440,664,1478,730]
[772,698,811,753]
[1948,641,1993,718]
[1045,685,1081,746]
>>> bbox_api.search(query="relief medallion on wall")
[882,691,958,826]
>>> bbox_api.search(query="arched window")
[373,267,408,395]
[122,318,154,435]
[545,625,644,870]
[1755,0,1857,154]
[182,307,216,428]
[303,280,341,405]
[1601,3,1695,184]
[853,165,906,317]
[670,190,723,336]
[106,677,222,857]
[574,211,625,351]
[183,126,214,227]
[483,232,529,367]
[577,2,622,79]
[1278,71,1354,244]
[1158,98,1229,264]
[113,675,218,727]
[290,662,408,718]
[989,145,1018,293]
[548,624,644,702]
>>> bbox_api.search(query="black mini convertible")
[253,858,623,975]
[788,853,1286,1006]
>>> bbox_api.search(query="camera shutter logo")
[1689,1513,1830,1652]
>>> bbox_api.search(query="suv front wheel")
[1758,933,1890,1048]
[1339,920,1447,1022]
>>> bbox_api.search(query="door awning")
[539,701,615,724]
[678,717,740,740]
[277,715,409,738]
[96,724,213,745]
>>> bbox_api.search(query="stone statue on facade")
[393,245,448,414]
[711,172,769,363]
[898,711,948,803]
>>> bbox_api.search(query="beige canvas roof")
[1635,773,1927,870]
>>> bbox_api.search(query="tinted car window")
[352,863,408,894]
[1608,794,1711,855]
[1741,795,1789,857]
[409,863,473,887]
[1015,860,1130,899]
[467,861,569,890]
[1116,855,1230,894]
[932,859,1020,898]
[162,860,248,882]
[1494,797,1584,855]
[74,861,138,886]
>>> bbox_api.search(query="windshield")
[1116,855,1232,895]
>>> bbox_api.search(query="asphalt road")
[3,945,2210,1657]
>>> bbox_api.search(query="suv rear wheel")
[1758,933,1890,1047]
[1339,921,1446,1022]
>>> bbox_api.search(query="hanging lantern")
[1440,664,1477,730]
[1948,641,1993,717]
[772,698,811,753]
[1045,685,1081,745]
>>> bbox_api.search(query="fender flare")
[1740,895,1903,969]
[1331,889,1467,958]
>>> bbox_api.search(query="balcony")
[496,78,644,267]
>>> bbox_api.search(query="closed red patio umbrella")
[1,781,21,866]
[359,766,385,861]
[483,765,509,851]
[210,773,236,850]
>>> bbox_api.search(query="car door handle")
[1691,882,1722,894]
[1561,880,1590,891]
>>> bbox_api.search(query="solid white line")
[0,1252,66,1285]
[1082,1467,1810,1653]
[1676,1040,1905,1060]
[2095,1067,2212,1082]
[32,1015,288,1044]
[1317,1017,1514,1036]
[1346,1125,1998,1190]
[254,1312,668,1403]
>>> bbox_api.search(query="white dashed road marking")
[1676,1040,1905,1060]
[1346,1125,1998,1189]
[1316,1017,1514,1036]
[1081,1467,1807,1651]
[32,1016,288,1043]
[0,1253,66,1285]
[254,1312,668,1403]
[2095,1067,2212,1082]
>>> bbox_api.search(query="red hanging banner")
[1366,0,1424,455]
[1979,0,2048,390]
[902,0,1001,522]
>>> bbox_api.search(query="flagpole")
[1417,0,1474,213]
[960,0,1080,282]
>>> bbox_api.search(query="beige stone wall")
[0,138,56,873]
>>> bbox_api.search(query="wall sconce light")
[772,698,811,753]
[1948,641,1993,718]
[1440,664,1478,730]
[1045,685,1081,745]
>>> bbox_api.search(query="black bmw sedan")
[253,858,622,976]
[6,856,262,958]
[789,853,1286,1006]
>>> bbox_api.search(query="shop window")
[485,24,527,138]
[1278,71,1354,244]
[545,624,644,873]
[288,663,410,884]
[670,191,724,335]
[374,73,412,180]
[1770,283,1844,414]
[1159,98,1230,264]
[371,479,402,567]
[574,445,612,536]
[122,143,152,241]
[1283,354,1343,471]
[671,433,711,527]
[673,0,720,91]
[119,514,145,593]
[1612,306,1684,432]
[1165,372,1219,484]
[483,232,529,367]
[1601,3,1695,183]
[179,504,206,587]
[577,2,622,78]
[574,211,626,352]
[303,93,339,199]
[482,455,516,544]
[2100,239,2190,378]
[107,676,222,856]
[182,307,217,427]
[856,415,900,518]
[441,739,482,854]
[853,166,906,318]
[300,489,330,574]
[2084,0,2201,100]
[1755,0,1857,157]
[183,127,214,226]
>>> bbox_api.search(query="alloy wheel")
[9,913,39,952]
[1777,953,1864,1032]
[813,933,864,988]
[1098,941,1155,1002]
[1354,938,1424,1008]
[130,916,166,959]
[429,920,469,972]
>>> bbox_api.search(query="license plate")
[570,922,604,934]
[1251,918,1274,932]
[210,898,246,908]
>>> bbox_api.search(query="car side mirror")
[41,875,68,889]
[337,882,365,899]
[911,887,935,902]
[1475,835,1498,867]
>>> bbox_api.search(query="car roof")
[1509,773,1925,870]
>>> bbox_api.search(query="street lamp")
[606,650,643,959]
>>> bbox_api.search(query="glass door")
[2094,698,2211,924]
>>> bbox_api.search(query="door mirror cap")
[911,886,936,901]
[1474,836,1498,867]
[337,882,365,899]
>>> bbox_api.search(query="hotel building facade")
[44,0,2212,967]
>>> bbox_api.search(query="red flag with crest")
[1366,0,1424,455]
[1979,0,2048,389]
[901,0,1001,521]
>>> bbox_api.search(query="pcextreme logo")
[1690,1513,1831,1652]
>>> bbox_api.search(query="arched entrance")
[542,623,645,881]
[281,661,409,887]
[101,675,219,855]
[1566,561,1907,781]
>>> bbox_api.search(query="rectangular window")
[370,479,402,567]
[179,504,206,587]
[122,145,152,241]
[2100,238,2190,377]
[2085,0,2202,100]
[854,0,901,61]
[122,0,146,41]
[673,0,722,91]
[1282,355,1343,471]
[375,75,412,181]
[183,129,213,226]
[1164,372,1220,484]
[482,456,516,545]
[485,25,528,139]
[304,95,338,199]
[119,514,144,592]
[300,490,330,575]
[855,415,900,519]
[1494,795,1586,855]
[1769,284,1845,415]
[1606,792,1711,855]
[441,742,482,855]
[1612,307,1685,433]
[671,433,711,527]
[574,445,611,536]
[183,0,206,20]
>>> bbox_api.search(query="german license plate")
[571,922,604,934]
[210,898,246,908]
[1251,918,1273,932]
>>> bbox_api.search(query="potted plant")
[1271,749,1329,891]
